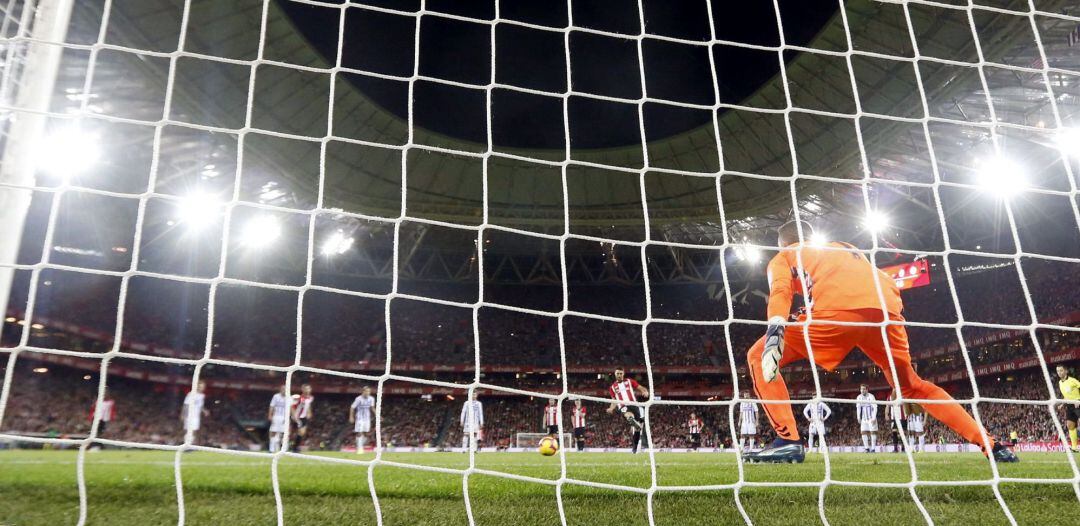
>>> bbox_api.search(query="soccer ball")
[538,436,559,456]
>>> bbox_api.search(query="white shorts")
[808,422,826,435]
[355,419,371,433]
[270,416,288,434]
[860,421,878,433]
[185,417,201,432]
[739,421,757,435]
[907,419,924,433]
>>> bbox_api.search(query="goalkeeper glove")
[761,316,786,383]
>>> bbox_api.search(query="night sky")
[278,0,837,149]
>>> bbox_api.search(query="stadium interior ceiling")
[6,0,1080,290]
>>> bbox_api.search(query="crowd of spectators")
[4,260,1076,377]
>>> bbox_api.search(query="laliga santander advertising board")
[882,259,931,291]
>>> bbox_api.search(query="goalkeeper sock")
[807,433,814,451]
[269,436,279,453]
[1070,428,1078,449]
[870,435,877,451]
[918,435,925,452]
[462,435,469,451]
[861,435,868,450]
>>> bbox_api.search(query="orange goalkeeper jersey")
[765,241,903,320]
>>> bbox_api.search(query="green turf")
[1,449,1077,525]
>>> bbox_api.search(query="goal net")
[1,0,1079,524]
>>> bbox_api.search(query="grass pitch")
[1,449,1078,525]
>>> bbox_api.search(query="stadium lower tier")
[0,361,1073,452]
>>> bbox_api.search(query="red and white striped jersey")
[90,399,116,422]
[571,405,586,428]
[294,395,314,419]
[543,404,559,426]
[687,417,702,434]
[609,378,640,407]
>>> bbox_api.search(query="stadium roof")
[31,0,1080,250]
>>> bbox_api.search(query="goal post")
[0,0,75,340]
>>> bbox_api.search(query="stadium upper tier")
[4,258,1077,392]
[41,0,1080,240]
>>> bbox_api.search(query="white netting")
[0,0,1078,525]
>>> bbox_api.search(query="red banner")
[881,259,931,290]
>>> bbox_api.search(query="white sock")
[463,435,469,450]
[807,433,814,450]
[870,435,877,451]
[269,436,279,453]
[861,435,869,449]
[918,435,925,452]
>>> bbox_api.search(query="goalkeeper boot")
[744,438,804,464]
[990,443,1019,463]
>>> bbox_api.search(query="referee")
[1056,365,1080,452]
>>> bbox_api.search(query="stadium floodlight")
[241,215,281,247]
[176,192,220,230]
[320,230,354,256]
[735,244,762,263]
[810,232,828,247]
[863,210,890,234]
[1055,128,1079,157]
[36,126,100,181]
[975,156,1027,199]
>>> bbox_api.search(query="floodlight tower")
[0,0,75,333]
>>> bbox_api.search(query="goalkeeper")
[744,220,1018,464]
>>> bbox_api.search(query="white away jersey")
[184,391,205,419]
[856,393,877,422]
[461,400,484,430]
[270,393,290,421]
[803,401,831,423]
[739,401,758,424]
[351,395,375,421]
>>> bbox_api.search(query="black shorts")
[573,427,585,439]
[1065,404,1080,423]
[690,433,700,442]
[620,405,644,421]
[547,425,559,435]
[297,418,309,430]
